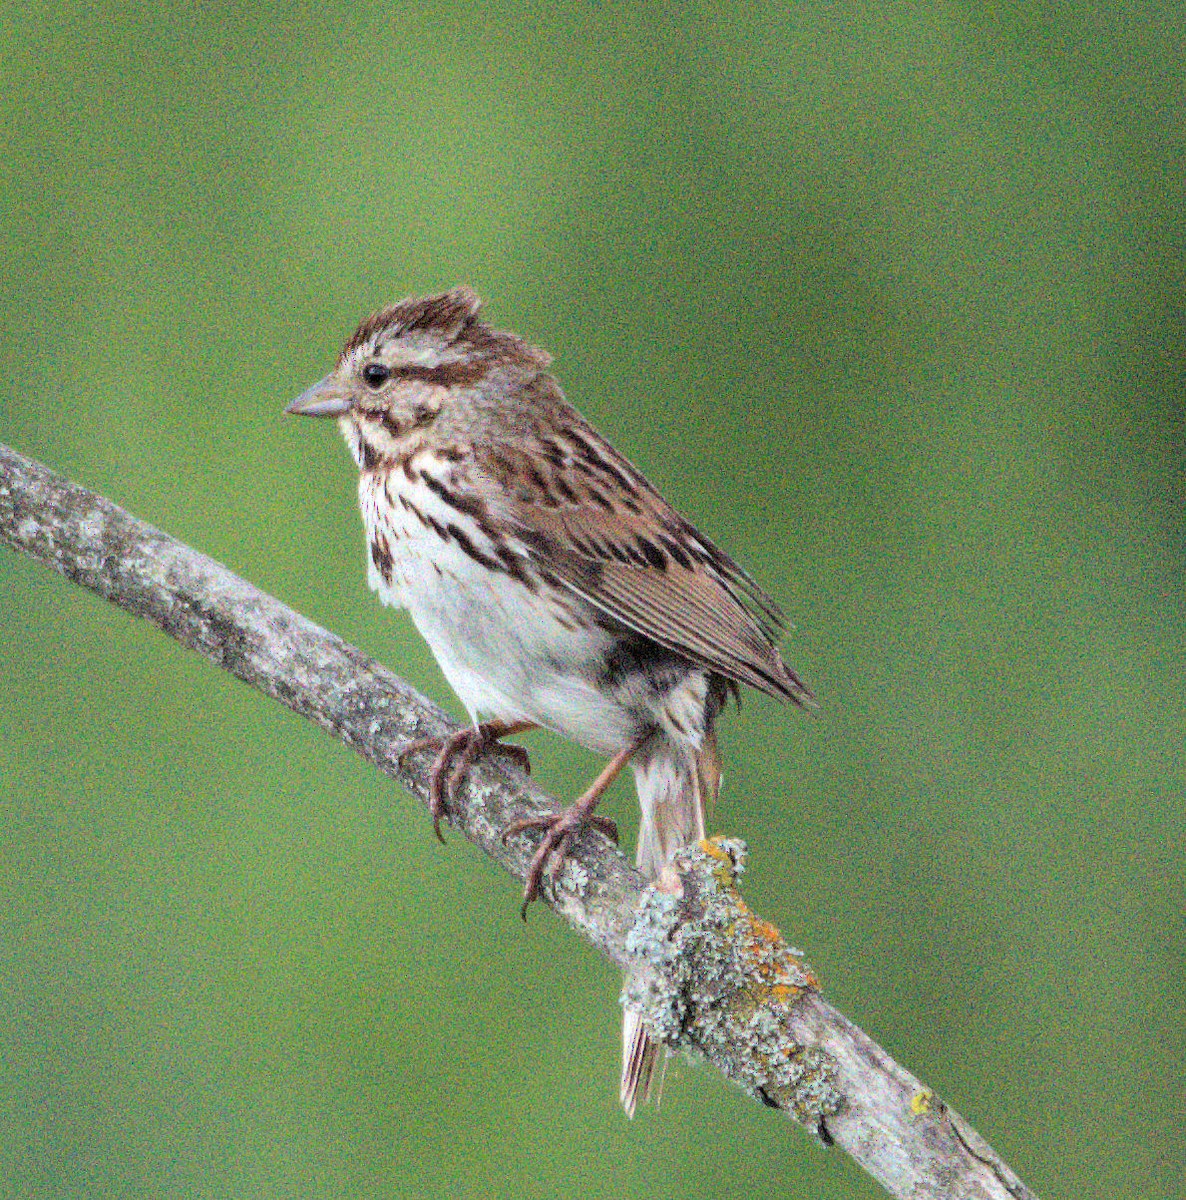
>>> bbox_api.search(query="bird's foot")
[502,807,620,919]
[399,721,533,843]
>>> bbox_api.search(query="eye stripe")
[390,361,490,387]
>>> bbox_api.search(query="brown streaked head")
[285,287,550,469]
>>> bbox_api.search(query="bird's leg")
[503,740,641,919]
[399,718,537,843]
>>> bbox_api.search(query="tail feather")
[620,727,721,1116]
[620,1009,664,1118]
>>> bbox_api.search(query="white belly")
[359,467,636,755]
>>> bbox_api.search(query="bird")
[285,287,812,1114]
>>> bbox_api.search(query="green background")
[1,3,1183,1197]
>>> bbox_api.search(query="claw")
[493,742,531,774]
[503,809,622,919]
[398,721,534,843]
[501,739,639,919]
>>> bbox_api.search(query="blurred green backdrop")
[2,2,1183,1197]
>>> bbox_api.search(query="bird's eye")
[362,363,390,389]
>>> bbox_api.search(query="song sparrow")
[286,287,812,1114]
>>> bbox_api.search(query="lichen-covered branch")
[0,443,1037,1200]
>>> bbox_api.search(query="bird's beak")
[284,375,354,418]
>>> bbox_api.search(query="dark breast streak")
[390,466,541,594]
[370,530,394,584]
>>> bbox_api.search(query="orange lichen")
[698,837,820,1000]
[697,837,733,863]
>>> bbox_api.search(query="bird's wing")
[474,425,813,705]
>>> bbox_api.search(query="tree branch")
[0,443,1037,1200]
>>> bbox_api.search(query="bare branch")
[0,443,1037,1200]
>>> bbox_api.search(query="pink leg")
[502,740,640,919]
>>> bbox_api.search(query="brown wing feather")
[475,424,814,706]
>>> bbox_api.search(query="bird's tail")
[620,727,721,1117]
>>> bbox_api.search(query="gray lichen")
[621,837,843,1126]
[556,857,590,898]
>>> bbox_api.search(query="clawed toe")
[396,734,441,769]
[501,812,617,844]
[399,722,625,915]
[503,809,621,920]
[492,742,531,774]
[397,729,474,842]
[397,732,454,842]
[399,722,534,844]
[586,814,619,843]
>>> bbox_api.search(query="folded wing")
[476,422,813,706]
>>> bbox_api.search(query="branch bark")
[0,443,1037,1200]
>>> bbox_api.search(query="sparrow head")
[285,287,550,470]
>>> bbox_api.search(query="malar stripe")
[368,402,439,436]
